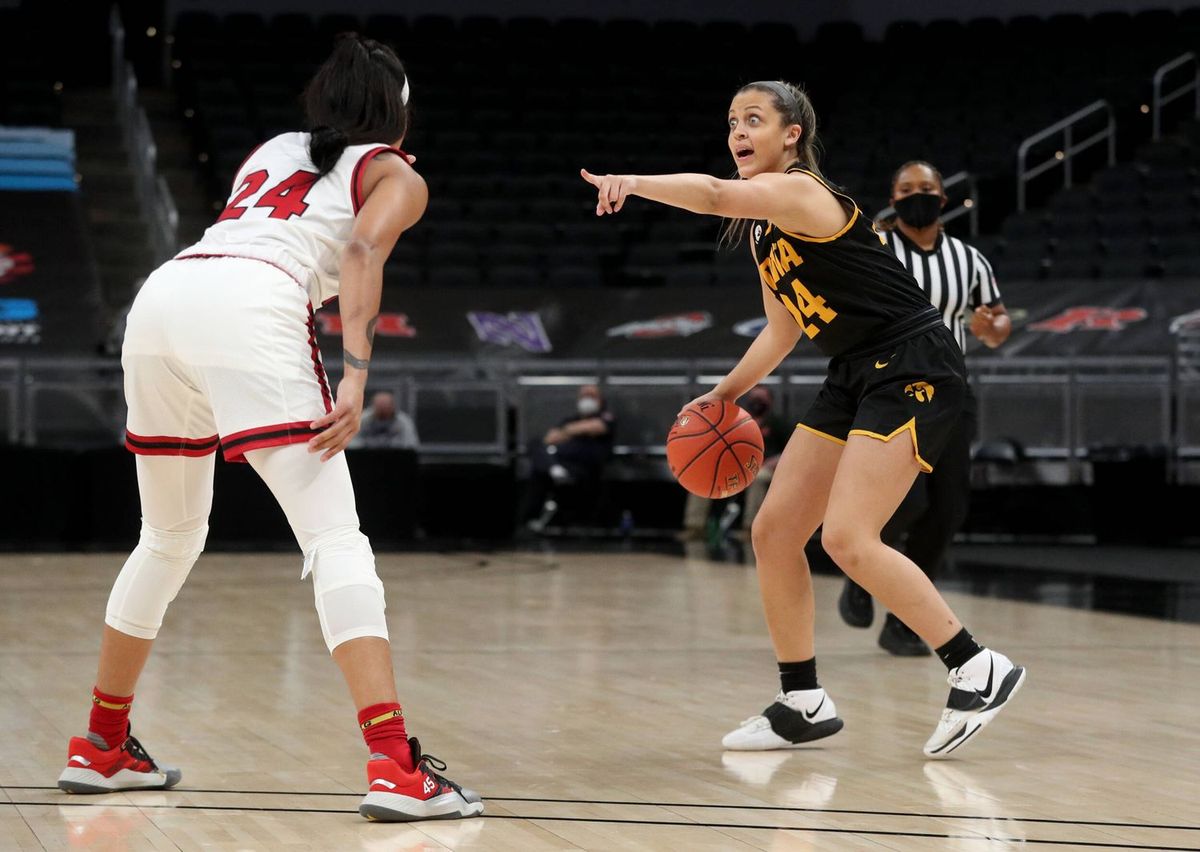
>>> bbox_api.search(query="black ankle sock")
[935,628,983,672]
[778,658,818,693]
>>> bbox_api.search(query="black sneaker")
[838,579,873,628]
[878,613,931,657]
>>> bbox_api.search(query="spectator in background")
[521,384,616,531]
[679,384,790,541]
[351,391,419,450]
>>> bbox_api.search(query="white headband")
[401,77,410,106]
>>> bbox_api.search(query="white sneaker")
[924,648,1026,758]
[722,688,844,751]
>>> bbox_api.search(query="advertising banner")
[0,191,104,352]
[311,276,1197,360]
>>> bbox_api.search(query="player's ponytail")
[309,125,350,177]
[303,33,411,179]
[720,80,825,250]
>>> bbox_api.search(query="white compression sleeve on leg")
[105,522,208,640]
[242,444,386,652]
[304,526,388,652]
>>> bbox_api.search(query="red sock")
[358,702,412,772]
[89,687,133,749]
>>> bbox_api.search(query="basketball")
[667,400,764,498]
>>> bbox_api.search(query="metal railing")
[2,354,1189,483]
[874,171,979,238]
[1152,52,1200,141]
[1016,100,1116,212]
[1175,325,1200,461]
[109,5,179,266]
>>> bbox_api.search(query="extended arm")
[308,156,428,461]
[580,169,848,237]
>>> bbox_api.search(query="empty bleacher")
[159,9,1200,290]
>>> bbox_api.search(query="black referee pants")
[881,402,977,579]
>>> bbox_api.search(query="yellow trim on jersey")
[796,423,848,446]
[773,206,860,244]
[772,167,861,244]
[847,417,934,473]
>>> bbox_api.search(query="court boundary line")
[2,801,1198,850]
[4,786,1199,834]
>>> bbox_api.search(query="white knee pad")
[303,526,387,652]
[105,522,208,640]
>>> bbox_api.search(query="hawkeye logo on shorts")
[904,382,935,403]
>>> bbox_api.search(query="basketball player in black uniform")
[582,81,1025,758]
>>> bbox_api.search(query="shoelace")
[418,752,465,796]
[123,734,157,769]
[737,715,769,728]
[737,692,802,728]
[948,671,976,690]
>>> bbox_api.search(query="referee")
[838,160,1011,655]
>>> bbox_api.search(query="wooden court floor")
[1,548,1198,851]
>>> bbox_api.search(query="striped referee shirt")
[881,229,1002,352]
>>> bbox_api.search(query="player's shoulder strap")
[773,165,861,243]
[350,145,408,214]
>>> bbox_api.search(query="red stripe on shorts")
[220,421,319,464]
[307,305,333,413]
[125,431,220,457]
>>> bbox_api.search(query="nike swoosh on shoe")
[803,695,826,721]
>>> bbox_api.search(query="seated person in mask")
[351,391,420,450]
[679,384,790,541]
[521,384,617,531]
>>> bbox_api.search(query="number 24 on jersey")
[217,169,318,222]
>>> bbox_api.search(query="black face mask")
[893,193,942,228]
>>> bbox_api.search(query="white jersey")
[178,132,402,308]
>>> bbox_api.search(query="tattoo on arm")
[366,316,379,347]
[344,350,370,370]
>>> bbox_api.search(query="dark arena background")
[2,0,1199,849]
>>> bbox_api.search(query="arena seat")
[163,9,1200,289]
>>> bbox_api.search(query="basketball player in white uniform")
[56,35,482,823]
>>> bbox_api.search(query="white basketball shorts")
[121,255,333,463]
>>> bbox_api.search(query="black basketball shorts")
[798,325,968,473]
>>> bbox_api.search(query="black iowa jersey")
[752,168,938,358]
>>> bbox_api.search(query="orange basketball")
[667,400,764,498]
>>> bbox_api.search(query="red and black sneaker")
[57,728,181,794]
[359,737,483,822]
